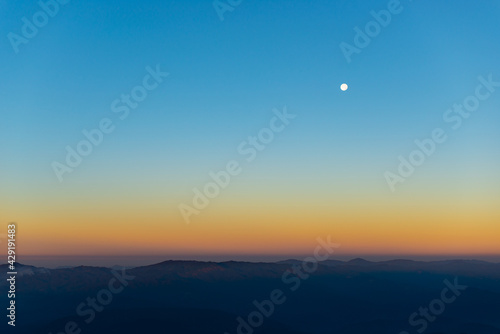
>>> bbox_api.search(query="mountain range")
[1,258,499,334]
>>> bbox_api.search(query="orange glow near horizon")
[5,187,500,258]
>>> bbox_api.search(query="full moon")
[340,83,348,91]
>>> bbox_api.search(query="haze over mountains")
[2,258,500,334]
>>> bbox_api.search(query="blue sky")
[1,0,499,186]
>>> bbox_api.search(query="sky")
[1,0,499,266]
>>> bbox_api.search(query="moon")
[340,83,348,91]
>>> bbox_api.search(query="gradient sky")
[1,0,499,265]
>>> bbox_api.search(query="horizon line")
[10,254,500,269]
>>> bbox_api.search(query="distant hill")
[1,259,500,334]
